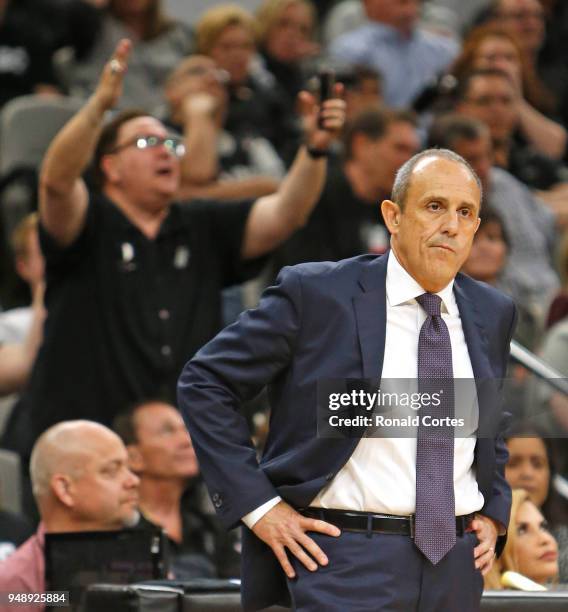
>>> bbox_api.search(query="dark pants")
[286,530,483,612]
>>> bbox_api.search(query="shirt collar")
[386,250,457,316]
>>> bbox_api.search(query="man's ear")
[381,199,401,235]
[127,445,144,472]
[100,155,120,184]
[51,474,74,508]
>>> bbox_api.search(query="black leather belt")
[299,508,476,538]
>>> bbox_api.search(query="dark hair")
[451,24,557,115]
[92,109,151,190]
[454,67,514,103]
[504,423,568,528]
[427,113,489,150]
[336,64,383,93]
[391,148,482,208]
[342,106,417,161]
[113,398,172,445]
[478,207,510,250]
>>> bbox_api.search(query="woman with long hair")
[503,425,568,582]
[484,489,559,589]
[451,24,565,159]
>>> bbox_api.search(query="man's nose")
[441,212,459,235]
[125,469,140,489]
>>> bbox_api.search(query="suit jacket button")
[326,473,334,481]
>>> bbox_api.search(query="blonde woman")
[485,489,559,589]
[256,0,319,103]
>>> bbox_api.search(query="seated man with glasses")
[1,39,346,502]
[455,68,568,192]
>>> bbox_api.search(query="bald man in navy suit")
[178,149,515,611]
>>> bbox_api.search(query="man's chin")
[122,508,141,528]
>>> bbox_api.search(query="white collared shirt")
[243,252,484,527]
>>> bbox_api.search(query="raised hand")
[92,38,132,112]
[299,82,346,152]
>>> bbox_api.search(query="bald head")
[30,420,124,500]
[391,148,482,209]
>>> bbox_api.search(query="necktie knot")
[416,292,442,317]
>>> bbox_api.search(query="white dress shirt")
[243,251,484,528]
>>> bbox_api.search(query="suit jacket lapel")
[453,275,492,380]
[353,254,389,381]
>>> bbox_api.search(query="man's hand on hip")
[469,514,499,576]
[251,501,341,578]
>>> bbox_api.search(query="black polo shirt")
[272,161,387,273]
[7,193,257,457]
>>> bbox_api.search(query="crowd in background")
[0,0,568,594]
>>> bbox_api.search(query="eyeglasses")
[110,135,186,158]
[465,94,515,107]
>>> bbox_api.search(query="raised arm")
[517,99,567,160]
[39,39,132,247]
[241,89,346,260]
[177,176,279,202]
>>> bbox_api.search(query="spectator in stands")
[461,208,509,288]
[1,40,345,480]
[0,420,140,595]
[451,25,565,160]
[272,107,419,272]
[455,69,568,192]
[0,275,44,398]
[338,64,384,119]
[503,426,568,584]
[484,489,559,589]
[195,4,296,160]
[489,0,545,57]
[114,401,241,578]
[537,0,568,128]
[256,0,319,107]
[163,54,284,202]
[0,214,45,345]
[0,0,59,108]
[329,0,459,109]
[546,232,568,330]
[428,113,559,320]
[60,0,193,111]
[459,207,539,347]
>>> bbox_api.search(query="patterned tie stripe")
[414,293,456,565]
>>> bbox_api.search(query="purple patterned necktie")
[414,292,456,565]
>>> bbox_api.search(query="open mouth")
[156,168,173,176]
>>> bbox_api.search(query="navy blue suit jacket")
[178,253,517,611]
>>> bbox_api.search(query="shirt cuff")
[242,496,282,529]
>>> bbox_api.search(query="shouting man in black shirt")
[2,39,345,469]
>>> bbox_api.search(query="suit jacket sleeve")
[481,299,517,555]
[177,266,303,529]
